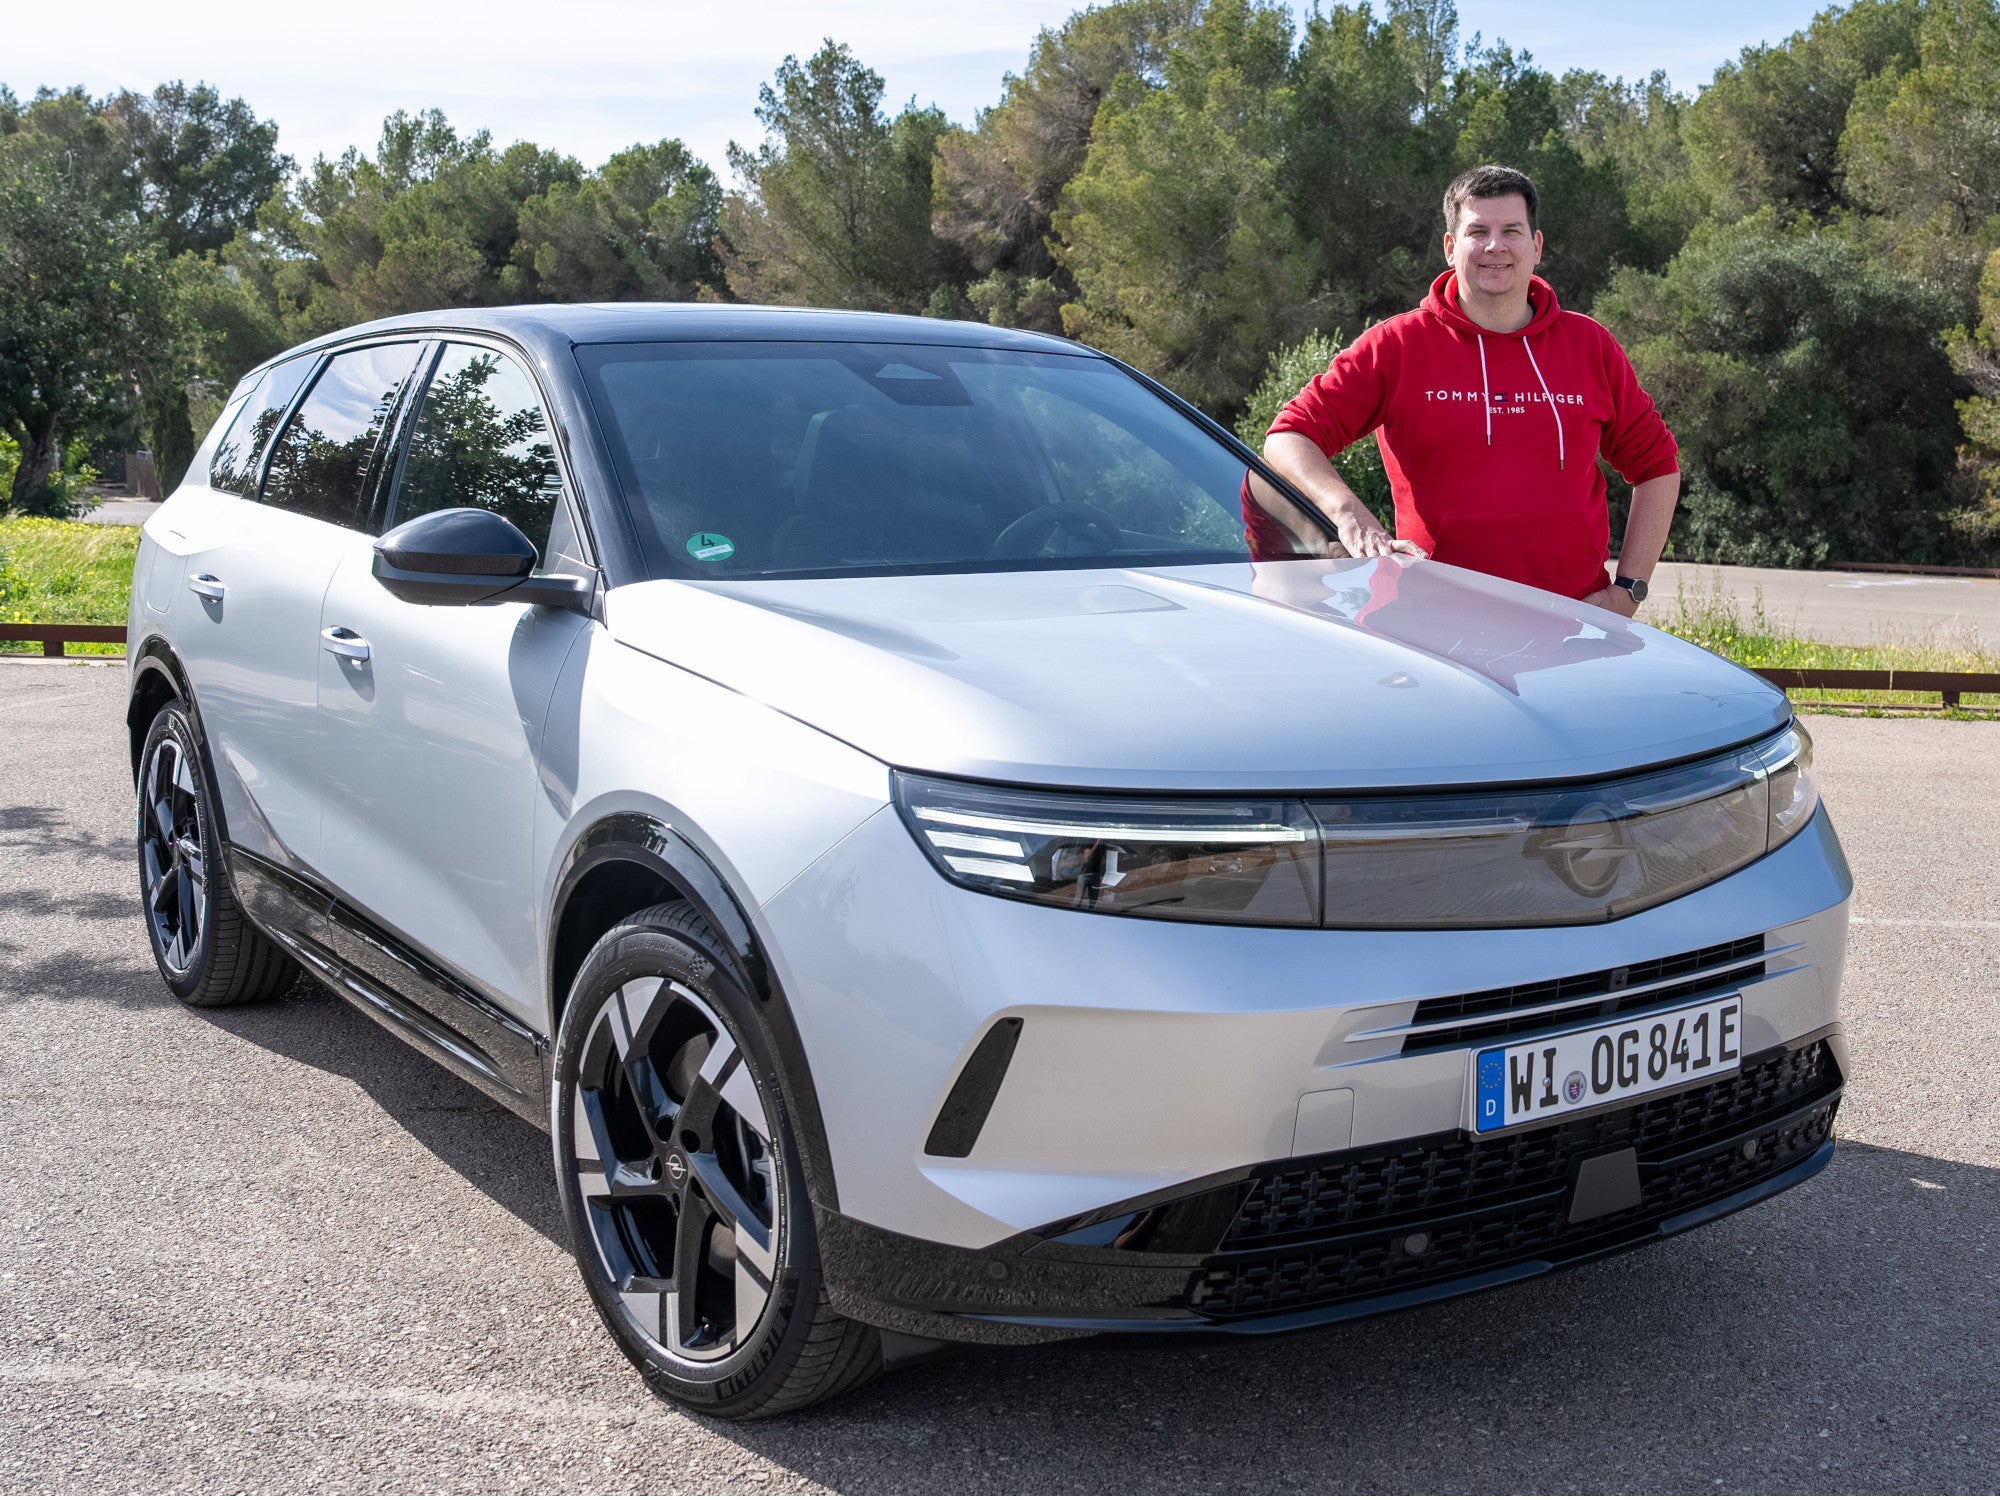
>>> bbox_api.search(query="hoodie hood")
[604,557,1787,793]
[1422,269,1563,340]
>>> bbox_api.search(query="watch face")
[1618,577,1649,603]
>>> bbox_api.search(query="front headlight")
[894,776,1321,926]
[896,723,1819,929]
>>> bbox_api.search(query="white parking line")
[0,1359,683,1432]
[1851,916,2000,930]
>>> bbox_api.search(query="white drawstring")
[1522,338,1565,471]
[1476,336,1492,446]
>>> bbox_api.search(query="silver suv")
[127,305,1851,1417]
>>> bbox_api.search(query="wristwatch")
[1613,574,1649,604]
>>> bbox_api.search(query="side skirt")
[229,843,548,1124]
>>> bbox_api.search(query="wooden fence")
[4,623,1997,707]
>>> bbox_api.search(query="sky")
[7,0,1832,181]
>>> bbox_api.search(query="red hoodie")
[1261,271,1679,600]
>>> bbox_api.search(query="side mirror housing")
[373,507,591,612]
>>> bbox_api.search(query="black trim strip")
[228,843,547,1121]
[924,1018,1024,1158]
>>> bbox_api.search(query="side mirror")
[373,507,591,612]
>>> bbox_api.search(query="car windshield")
[576,341,1335,580]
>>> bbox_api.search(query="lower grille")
[1191,1042,1837,1321]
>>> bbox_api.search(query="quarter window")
[208,356,314,497]
[391,344,562,557]
[261,343,425,529]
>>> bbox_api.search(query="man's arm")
[1584,470,1680,618]
[1263,431,1427,560]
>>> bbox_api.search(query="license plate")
[1473,996,1743,1133]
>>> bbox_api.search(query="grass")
[2,520,1995,709]
[0,516,139,656]
[1654,570,2000,714]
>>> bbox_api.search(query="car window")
[261,343,425,530]
[208,355,315,497]
[390,344,562,558]
[576,342,1330,581]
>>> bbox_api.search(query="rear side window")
[208,356,314,496]
[261,343,425,530]
[390,343,562,557]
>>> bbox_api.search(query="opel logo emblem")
[1533,800,1629,899]
[664,1152,690,1187]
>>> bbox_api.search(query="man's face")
[1444,194,1543,299]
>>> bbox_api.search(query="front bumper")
[816,1031,1843,1345]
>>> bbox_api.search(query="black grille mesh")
[1400,934,1768,1052]
[1193,1043,1836,1320]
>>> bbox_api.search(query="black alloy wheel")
[552,902,880,1417]
[140,728,206,977]
[135,700,297,1007]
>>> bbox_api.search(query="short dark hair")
[1444,165,1539,234]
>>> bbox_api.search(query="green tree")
[1947,247,2000,545]
[1597,214,1969,567]
[1236,330,1391,523]
[933,0,1197,330]
[109,81,293,257]
[0,133,169,512]
[516,140,723,301]
[1056,0,1319,415]
[1842,0,2000,307]
[721,42,950,311]
[1684,0,1922,224]
[1282,1,1453,330]
[258,110,582,333]
[1556,69,1707,272]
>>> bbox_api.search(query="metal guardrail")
[0,624,131,658]
[3,624,1997,706]
[1750,667,2000,709]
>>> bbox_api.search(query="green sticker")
[686,532,735,563]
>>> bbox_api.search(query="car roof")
[257,303,1093,379]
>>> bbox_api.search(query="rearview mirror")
[373,507,591,611]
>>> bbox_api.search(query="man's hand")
[1341,522,1428,560]
[1583,585,1639,619]
[1264,432,1428,561]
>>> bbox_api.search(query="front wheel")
[551,902,880,1417]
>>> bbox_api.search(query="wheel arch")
[548,812,840,1212]
[127,637,192,784]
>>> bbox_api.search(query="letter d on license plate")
[1473,996,1743,1132]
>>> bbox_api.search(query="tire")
[551,901,881,1418]
[136,699,298,1008]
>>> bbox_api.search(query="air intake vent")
[1399,935,1768,1053]
[924,1017,1024,1158]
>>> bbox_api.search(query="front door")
[315,341,594,1023]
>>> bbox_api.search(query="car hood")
[603,558,1790,791]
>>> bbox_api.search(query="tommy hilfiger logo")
[1425,388,1584,405]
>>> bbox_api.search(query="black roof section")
[258,302,1093,379]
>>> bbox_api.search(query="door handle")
[188,574,226,601]
[320,626,371,662]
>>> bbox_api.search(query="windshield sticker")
[686,532,736,563]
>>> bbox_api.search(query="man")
[1260,164,1679,616]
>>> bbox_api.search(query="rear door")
[173,343,425,868]
[315,340,595,1025]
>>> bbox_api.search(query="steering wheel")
[991,503,1124,558]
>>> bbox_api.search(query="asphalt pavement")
[1645,561,2000,648]
[2,659,1995,1493]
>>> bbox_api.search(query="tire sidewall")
[137,700,220,1001]
[550,913,826,1416]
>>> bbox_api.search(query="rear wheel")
[136,700,297,1007]
[551,902,880,1417]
